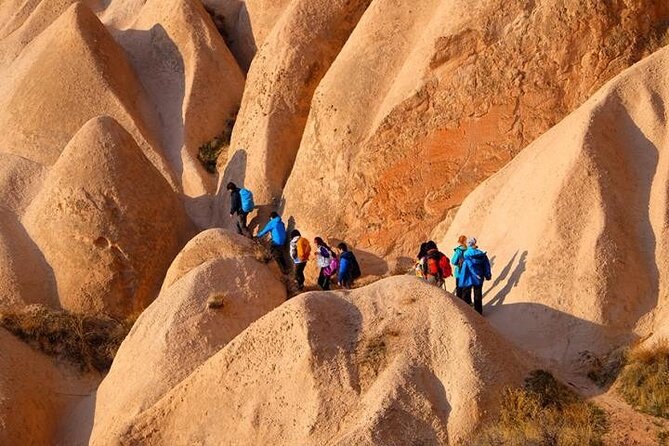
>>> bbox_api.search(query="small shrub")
[0,305,133,373]
[617,341,669,418]
[197,116,236,173]
[471,370,608,446]
[585,347,626,388]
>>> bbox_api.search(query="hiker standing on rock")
[289,230,311,291]
[314,237,336,290]
[458,237,492,315]
[336,242,361,289]
[421,241,452,288]
[226,182,254,236]
[451,235,468,301]
[256,212,288,274]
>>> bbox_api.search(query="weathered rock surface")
[436,45,669,365]
[0,210,56,311]
[278,0,669,262]
[218,0,371,216]
[103,0,246,227]
[0,2,175,187]
[118,276,530,445]
[22,116,189,318]
[0,327,97,446]
[90,229,286,445]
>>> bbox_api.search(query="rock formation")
[0,327,96,446]
[22,116,189,318]
[436,45,669,365]
[115,276,530,445]
[276,0,669,262]
[218,0,371,215]
[90,229,286,444]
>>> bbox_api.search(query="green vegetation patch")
[471,370,608,446]
[197,116,235,174]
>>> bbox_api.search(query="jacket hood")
[340,251,354,260]
[465,248,487,263]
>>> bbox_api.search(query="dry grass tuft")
[616,340,669,419]
[471,370,608,446]
[0,305,133,373]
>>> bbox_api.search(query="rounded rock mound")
[90,229,287,445]
[22,115,190,318]
[118,275,530,445]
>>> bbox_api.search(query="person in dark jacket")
[458,237,492,315]
[257,212,288,274]
[227,182,248,236]
[336,242,359,289]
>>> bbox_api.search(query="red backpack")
[424,251,452,279]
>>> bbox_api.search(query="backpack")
[324,255,339,277]
[423,251,449,279]
[239,188,254,213]
[349,254,361,279]
[439,255,453,279]
[317,246,332,268]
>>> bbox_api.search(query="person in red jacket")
[421,241,452,289]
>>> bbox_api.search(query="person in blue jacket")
[336,242,360,289]
[458,237,492,315]
[256,212,288,274]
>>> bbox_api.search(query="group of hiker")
[414,236,492,314]
[227,182,361,291]
[228,182,492,313]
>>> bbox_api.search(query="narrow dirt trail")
[566,374,668,445]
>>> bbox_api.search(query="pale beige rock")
[22,116,189,318]
[90,229,286,445]
[0,153,47,215]
[119,276,530,445]
[435,46,669,365]
[280,0,669,263]
[0,210,56,311]
[161,228,262,289]
[0,0,79,68]
[202,0,293,71]
[0,2,177,187]
[0,327,97,446]
[217,0,370,217]
[103,0,245,227]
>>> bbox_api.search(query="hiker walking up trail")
[336,243,361,289]
[421,241,452,288]
[289,230,311,291]
[458,237,492,315]
[227,182,254,236]
[257,212,288,274]
[451,235,468,301]
[314,237,336,290]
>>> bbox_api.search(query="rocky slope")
[222,0,669,266]
[103,276,531,446]
[435,44,669,366]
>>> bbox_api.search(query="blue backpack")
[239,188,254,213]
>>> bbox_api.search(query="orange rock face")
[275,0,669,262]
